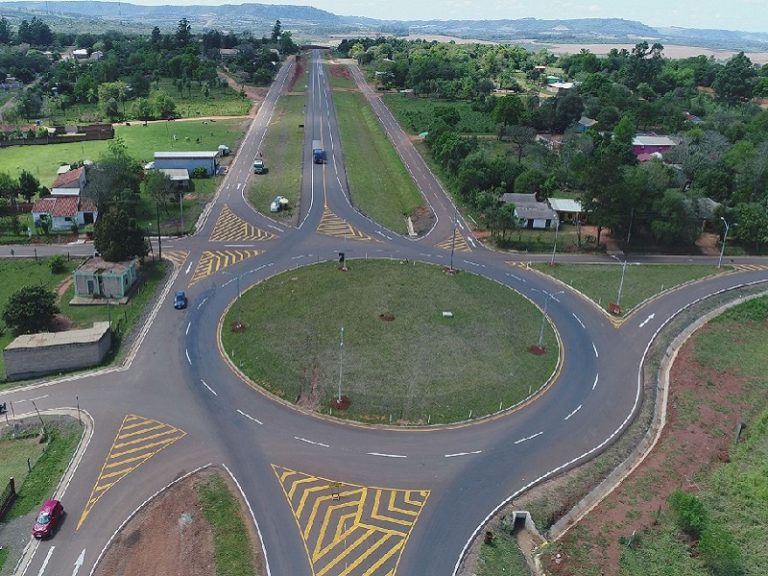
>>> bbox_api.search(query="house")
[51,166,86,196]
[576,116,597,133]
[72,48,89,60]
[153,151,220,176]
[31,196,98,231]
[90,50,104,61]
[548,198,584,224]
[547,81,574,93]
[218,48,239,59]
[535,133,564,152]
[73,257,138,299]
[632,135,678,157]
[501,193,558,230]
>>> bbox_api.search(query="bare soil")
[542,327,752,575]
[93,467,263,576]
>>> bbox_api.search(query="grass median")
[333,90,423,235]
[221,260,557,425]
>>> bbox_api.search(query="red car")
[32,499,63,539]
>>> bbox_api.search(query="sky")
[116,0,768,34]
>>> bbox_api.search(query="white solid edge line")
[89,464,212,576]
[222,464,272,576]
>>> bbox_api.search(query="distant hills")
[1,1,767,52]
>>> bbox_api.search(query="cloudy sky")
[119,0,768,33]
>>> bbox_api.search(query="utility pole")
[337,327,344,403]
[155,202,162,262]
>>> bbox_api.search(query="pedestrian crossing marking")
[188,249,262,286]
[317,207,373,241]
[77,415,186,530]
[210,205,276,242]
[435,233,471,252]
[274,465,428,576]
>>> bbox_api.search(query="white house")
[31,196,98,231]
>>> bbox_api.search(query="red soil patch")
[544,326,752,575]
[330,395,352,411]
[328,64,352,79]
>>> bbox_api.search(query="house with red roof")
[51,166,86,196]
[31,196,98,232]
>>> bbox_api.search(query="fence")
[0,478,16,521]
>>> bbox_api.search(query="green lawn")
[530,263,723,315]
[0,118,247,184]
[221,260,557,425]
[381,94,497,135]
[138,176,220,236]
[476,526,532,576]
[333,91,423,235]
[247,94,305,221]
[0,257,79,380]
[197,473,259,576]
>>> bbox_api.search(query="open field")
[248,94,305,221]
[381,93,497,135]
[530,263,722,314]
[333,91,423,234]
[222,260,557,425]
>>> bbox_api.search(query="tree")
[0,171,19,201]
[504,125,537,161]
[271,19,282,42]
[713,52,757,104]
[175,18,191,47]
[94,205,148,262]
[144,170,174,214]
[18,170,40,202]
[493,94,523,127]
[734,201,768,248]
[0,16,12,44]
[2,285,59,335]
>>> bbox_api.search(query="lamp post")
[222,271,242,327]
[616,259,628,308]
[718,217,730,269]
[549,218,560,266]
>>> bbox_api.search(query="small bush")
[668,490,708,538]
[699,524,744,576]
[48,254,67,274]
[191,166,208,179]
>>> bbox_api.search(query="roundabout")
[220,259,559,425]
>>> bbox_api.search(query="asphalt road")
[3,50,768,576]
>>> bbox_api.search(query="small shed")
[158,168,190,189]
[576,116,597,133]
[73,257,138,300]
[154,151,220,176]
[548,198,584,224]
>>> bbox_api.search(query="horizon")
[32,0,768,34]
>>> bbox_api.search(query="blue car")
[174,291,187,310]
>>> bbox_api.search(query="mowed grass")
[0,118,246,184]
[531,263,722,314]
[197,474,258,576]
[381,94,497,134]
[248,94,305,221]
[476,528,532,576]
[0,257,79,381]
[618,297,768,575]
[221,260,557,425]
[333,91,423,235]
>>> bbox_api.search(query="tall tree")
[271,19,282,42]
[0,16,12,44]
[713,52,757,104]
[94,205,148,262]
[18,170,40,202]
[2,285,59,335]
[175,18,191,47]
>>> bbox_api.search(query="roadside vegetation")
[222,260,557,425]
[197,474,259,576]
[530,262,722,315]
[339,38,768,254]
[333,91,423,234]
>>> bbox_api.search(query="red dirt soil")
[544,327,751,575]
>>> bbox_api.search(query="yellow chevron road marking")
[162,250,189,268]
[77,415,185,530]
[209,205,276,242]
[317,208,373,241]
[273,465,428,576]
[435,232,471,253]
[188,249,262,286]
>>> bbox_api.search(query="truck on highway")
[312,139,326,164]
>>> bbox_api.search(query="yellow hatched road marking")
[317,207,373,241]
[315,528,378,576]
[435,233,471,252]
[76,415,185,530]
[189,249,262,286]
[162,250,189,268]
[209,205,275,242]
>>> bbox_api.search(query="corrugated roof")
[155,151,219,159]
[158,169,190,181]
[5,322,110,350]
[515,204,558,221]
[633,135,677,147]
[548,198,583,213]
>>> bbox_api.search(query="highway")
[3,49,768,576]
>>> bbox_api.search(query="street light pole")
[718,217,730,269]
[550,219,560,266]
[337,326,344,402]
[616,260,628,307]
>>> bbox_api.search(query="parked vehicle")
[174,291,187,309]
[32,499,63,539]
[218,144,230,156]
[312,139,326,164]
[270,196,289,213]
[253,159,266,174]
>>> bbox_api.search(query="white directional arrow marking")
[71,549,85,576]
[639,313,656,328]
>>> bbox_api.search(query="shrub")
[699,524,744,576]
[48,254,67,274]
[668,490,708,538]
[191,167,208,179]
